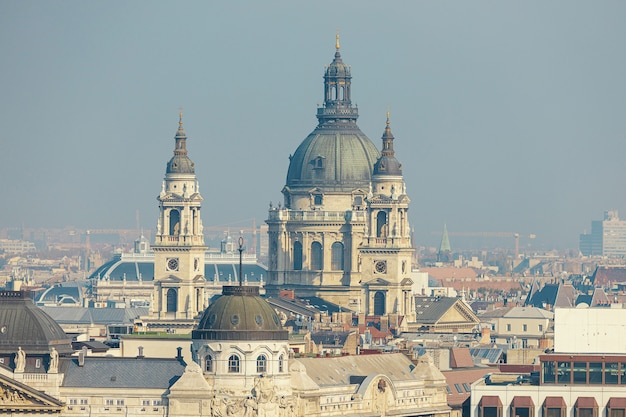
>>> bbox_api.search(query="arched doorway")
[166,288,177,312]
[374,291,386,316]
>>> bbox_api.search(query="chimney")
[137,346,144,359]
[176,346,183,360]
[78,347,87,367]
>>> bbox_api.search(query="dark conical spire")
[174,111,188,156]
[438,223,452,262]
[439,223,451,252]
[166,111,195,174]
[381,111,395,156]
[373,111,402,176]
[317,34,359,125]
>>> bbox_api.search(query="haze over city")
[1,1,625,251]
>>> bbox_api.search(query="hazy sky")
[1,1,625,251]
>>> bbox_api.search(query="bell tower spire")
[317,34,358,125]
[149,112,207,328]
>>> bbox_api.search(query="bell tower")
[360,114,415,320]
[150,113,207,326]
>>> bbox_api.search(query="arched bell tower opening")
[169,210,181,235]
[311,242,323,270]
[376,211,388,237]
[374,291,386,316]
[294,241,303,270]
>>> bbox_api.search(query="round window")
[231,315,240,325]
[255,315,263,326]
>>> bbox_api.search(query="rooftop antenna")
[238,236,244,286]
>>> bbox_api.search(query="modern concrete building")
[471,307,626,417]
[580,210,626,257]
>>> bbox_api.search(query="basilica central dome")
[285,40,379,195]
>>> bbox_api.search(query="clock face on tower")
[375,260,387,274]
[167,258,179,271]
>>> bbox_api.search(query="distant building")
[580,210,626,257]
[0,238,36,254]
[478,306,553,350]
[471,307,626,417]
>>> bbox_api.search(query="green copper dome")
[286,44,380,193]
[192,286,288,341]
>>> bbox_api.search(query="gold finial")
[178,107,183,127]
[335,31,340,50]
[386,106,391,126]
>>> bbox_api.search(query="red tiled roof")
[450,347,474,368]
[512,397,534,407]
[442,368,489,406]
[421,267,478,280]
[575,398,598,408]
[593,266,626,287]
[544,397,566,407]
[480,396,502,407]
[608,398,626,408]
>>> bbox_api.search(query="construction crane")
[431,231,536,258]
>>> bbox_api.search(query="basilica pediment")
[161,275,183,283]
[363,278,390,286]
[0,375,63,411]
[400,278,413,286]
[193,275,205,283]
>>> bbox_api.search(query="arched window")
[228,355,240,373]
[374,291,386,316]
[311,242,323,270]
[331,242,344,270]
[376,211,388,237]
[166,288,177,312]
[256,355,267,373]
[293,241,303,270]
[314,194,323,205]
[169,210,181,235]
[278,354,284,373]
[204,355,213,372]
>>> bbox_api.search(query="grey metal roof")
[469,347,504,365]
[40,306,148,325]
[0,291,73,355]
[62,357,185,389]
[414,297,459,324]
[294,353,418,387]
[90,256,266,283]
[265,296,322,318]
[37,283,85,305]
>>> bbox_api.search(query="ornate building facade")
[139,113,208,332]
[0,288,452,417]
[266,37,415,319]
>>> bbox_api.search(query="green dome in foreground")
[192,286,288,341]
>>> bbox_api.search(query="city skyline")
[1,1,625,251]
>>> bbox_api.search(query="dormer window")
[314,194,323,205]
[313,156,325,169]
